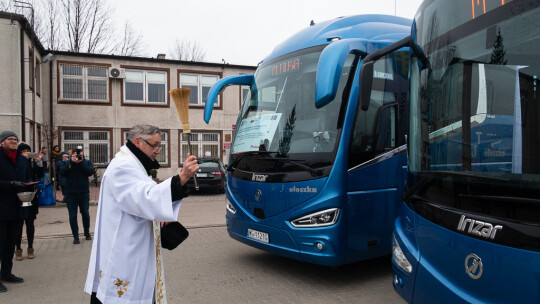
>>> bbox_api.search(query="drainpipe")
[20,21,26,140]
[49,59,53,148]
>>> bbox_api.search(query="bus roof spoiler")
[314,38,368,109]
[204,74,254,123]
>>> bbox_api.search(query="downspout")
[49,59,53,148]
[19,21,25,141]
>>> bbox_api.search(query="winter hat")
[61,152,69,158]
[17,143,32,152]
[0,130,18,143]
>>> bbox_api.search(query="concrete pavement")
[2,192,405,304]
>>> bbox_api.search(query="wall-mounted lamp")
[41,53,54,64]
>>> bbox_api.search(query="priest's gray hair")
[127,124,161,142]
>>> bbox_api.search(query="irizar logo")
[457,215,503,240]
[252,174,268,182]
[289,186,317,193]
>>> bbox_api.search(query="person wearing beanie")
[56,152,69,195]
[0,131,32,293]
[14,143,43,261]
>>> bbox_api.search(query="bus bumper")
[226,214,346,267]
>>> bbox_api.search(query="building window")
[179,73,219,106]
[62,130,110,165]
[180,132,220,164]
[122,130,169,166]
[29,48,34,91]
[36,59,41,96]
[240,85,250,107]
[59,64,109,102]
[124,69,167,104]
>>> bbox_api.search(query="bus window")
[349,52,409,168]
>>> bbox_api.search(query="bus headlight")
[392,234,412,273]
[226,202,236,214]
[290,208,340,227]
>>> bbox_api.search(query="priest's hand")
[179,153,199,186]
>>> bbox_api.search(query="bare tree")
[170,39,206,61]
[61,0,114,53]
[0,0,9,11]
[2,0,144,56]
[37,0,60,50]
[116,21,144,56]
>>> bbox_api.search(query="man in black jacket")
[59,146,94,244]
[0,130,32,293]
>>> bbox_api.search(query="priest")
[84,124,199,304]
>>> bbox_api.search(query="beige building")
[0,12,255,179]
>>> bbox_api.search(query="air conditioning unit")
[109,67,126,79]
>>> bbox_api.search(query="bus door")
[345,51,409,261]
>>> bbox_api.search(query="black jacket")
[26,158,44,219]
[59,158,94,195]
[0,148,30,221]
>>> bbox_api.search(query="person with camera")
[59,146,94,244]
[0,130,32,293]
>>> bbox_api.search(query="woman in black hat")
[14,143,43,261]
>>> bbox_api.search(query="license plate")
[247,229,269,243]
[196,173,207,177]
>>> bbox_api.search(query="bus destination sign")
[271,58,300,76]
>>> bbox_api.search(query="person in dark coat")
[0,130,32,293]
[14,143,43,261]
[51,145,61,190]
[59,146,94,244]
[56,152,69,195]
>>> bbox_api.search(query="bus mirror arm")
[204,74,254,123]
[315,38,369,109]
[359,36,431,111]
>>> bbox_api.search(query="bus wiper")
[402,176,434,202]
[228,152,250,170]
[256,151,324,177]
[284,158,324,177]
[228,151,278,170]
[435,171,510,181]
[403,171,510,202]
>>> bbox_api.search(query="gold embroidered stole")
[153,222,167,304]
[115,148,167,304]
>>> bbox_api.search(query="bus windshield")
[409,0,540,185]
[230,45,354,178]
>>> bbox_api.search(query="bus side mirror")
[204,74,254,123]
[314,38,368,109]
[358,35,415,112]
[359,61,374,111]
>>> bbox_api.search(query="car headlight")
[226,202,236,214]
[290,208,340,228]
[392,234,412,273]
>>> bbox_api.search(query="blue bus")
[359,0,540,302]
[203,15,412,266]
